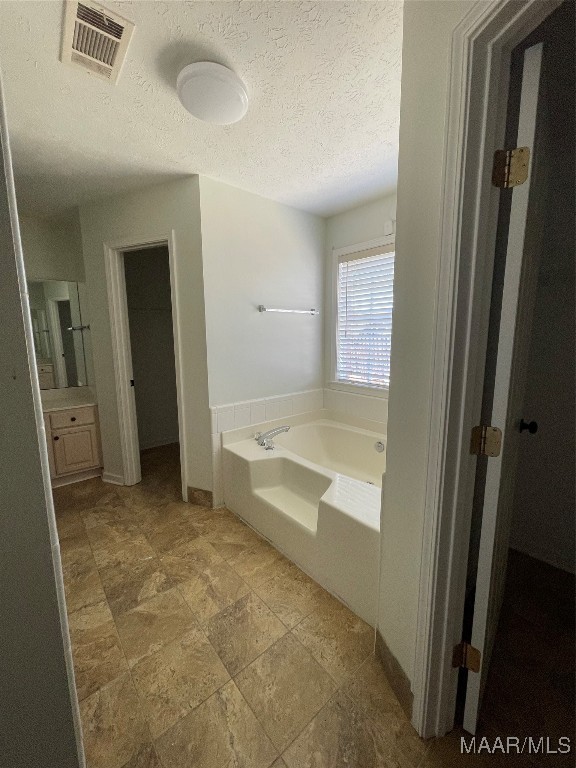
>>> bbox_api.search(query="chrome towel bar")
[258,305,319,315]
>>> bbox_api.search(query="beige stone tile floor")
[53,444,573,768]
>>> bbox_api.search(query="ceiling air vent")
[61,1,134,83]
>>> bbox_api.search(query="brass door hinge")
[492,147,530,188]
[470,425,502,457]
[452,642,481,673]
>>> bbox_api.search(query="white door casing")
[104,242,141,485]
[104,232,187,498]
[463,41,544,733]
[412,0,561,739]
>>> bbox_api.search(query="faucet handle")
[254,432,262,442]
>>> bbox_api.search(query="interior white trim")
[412,0,562,739]
[104,240,141,487]
[101,471,125,486]
[331,232,395,260]
[52,468,102,488]
[165,230,188,502]
[104,231,187,498]
[326,381,389,399]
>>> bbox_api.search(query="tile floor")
[53,444,573,768]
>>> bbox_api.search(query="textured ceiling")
[0,1,402,217]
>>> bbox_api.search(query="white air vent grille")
[76,3,123,38]
[61,1,134,84]
[73,20,119,67]
[71,50,113,79]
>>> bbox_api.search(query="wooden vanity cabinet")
[44,405,102,483]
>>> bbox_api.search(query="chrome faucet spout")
[255,425,291,448]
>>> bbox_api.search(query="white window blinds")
[336,245,395,389]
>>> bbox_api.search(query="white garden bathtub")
[222,415,385,624]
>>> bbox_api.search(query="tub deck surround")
[222,416,385,625]
[324,386,388,426]
[221,407,387,447]
[209,388,386,507]
[274,420,386,487]
[210,389,324,507]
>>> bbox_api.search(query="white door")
[463,42,544,733]
[104,246,142,485]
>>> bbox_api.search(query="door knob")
[519,419,538,434]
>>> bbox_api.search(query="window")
[336,244,395,390]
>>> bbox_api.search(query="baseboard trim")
[102,472,125,485]
[375,630,413,719]
[51,468,102,488]
[187,486,213,508]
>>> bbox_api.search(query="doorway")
[104,233,186,498]
[472,1,575,742]
[123,246,181,494]
[413,0,574,740]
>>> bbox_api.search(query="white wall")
[1,93,81,766]
[20,211,84,282]
[325,193,397,252]
[377,1,472,682]
[28,280,47,310]
[510,7,575,573]
[79,177,212,491]
[199,177,326,406]
[124,247,180,451]
[323,194,397,424]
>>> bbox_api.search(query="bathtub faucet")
[254,425,291,450]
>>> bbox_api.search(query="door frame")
[104,231,188,499]
[411,0,562,738]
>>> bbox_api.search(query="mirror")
[28,280,90,389]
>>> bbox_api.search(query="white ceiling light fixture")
[177,62,249,125]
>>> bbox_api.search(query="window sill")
[327,381,389,399]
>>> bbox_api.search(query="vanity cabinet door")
[52,425,101,475]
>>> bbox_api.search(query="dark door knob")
[53,436,60,441]
[519,419,538,434]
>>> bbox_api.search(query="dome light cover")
[176,62,249,125]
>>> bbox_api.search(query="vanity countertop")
[41,386,97,412]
